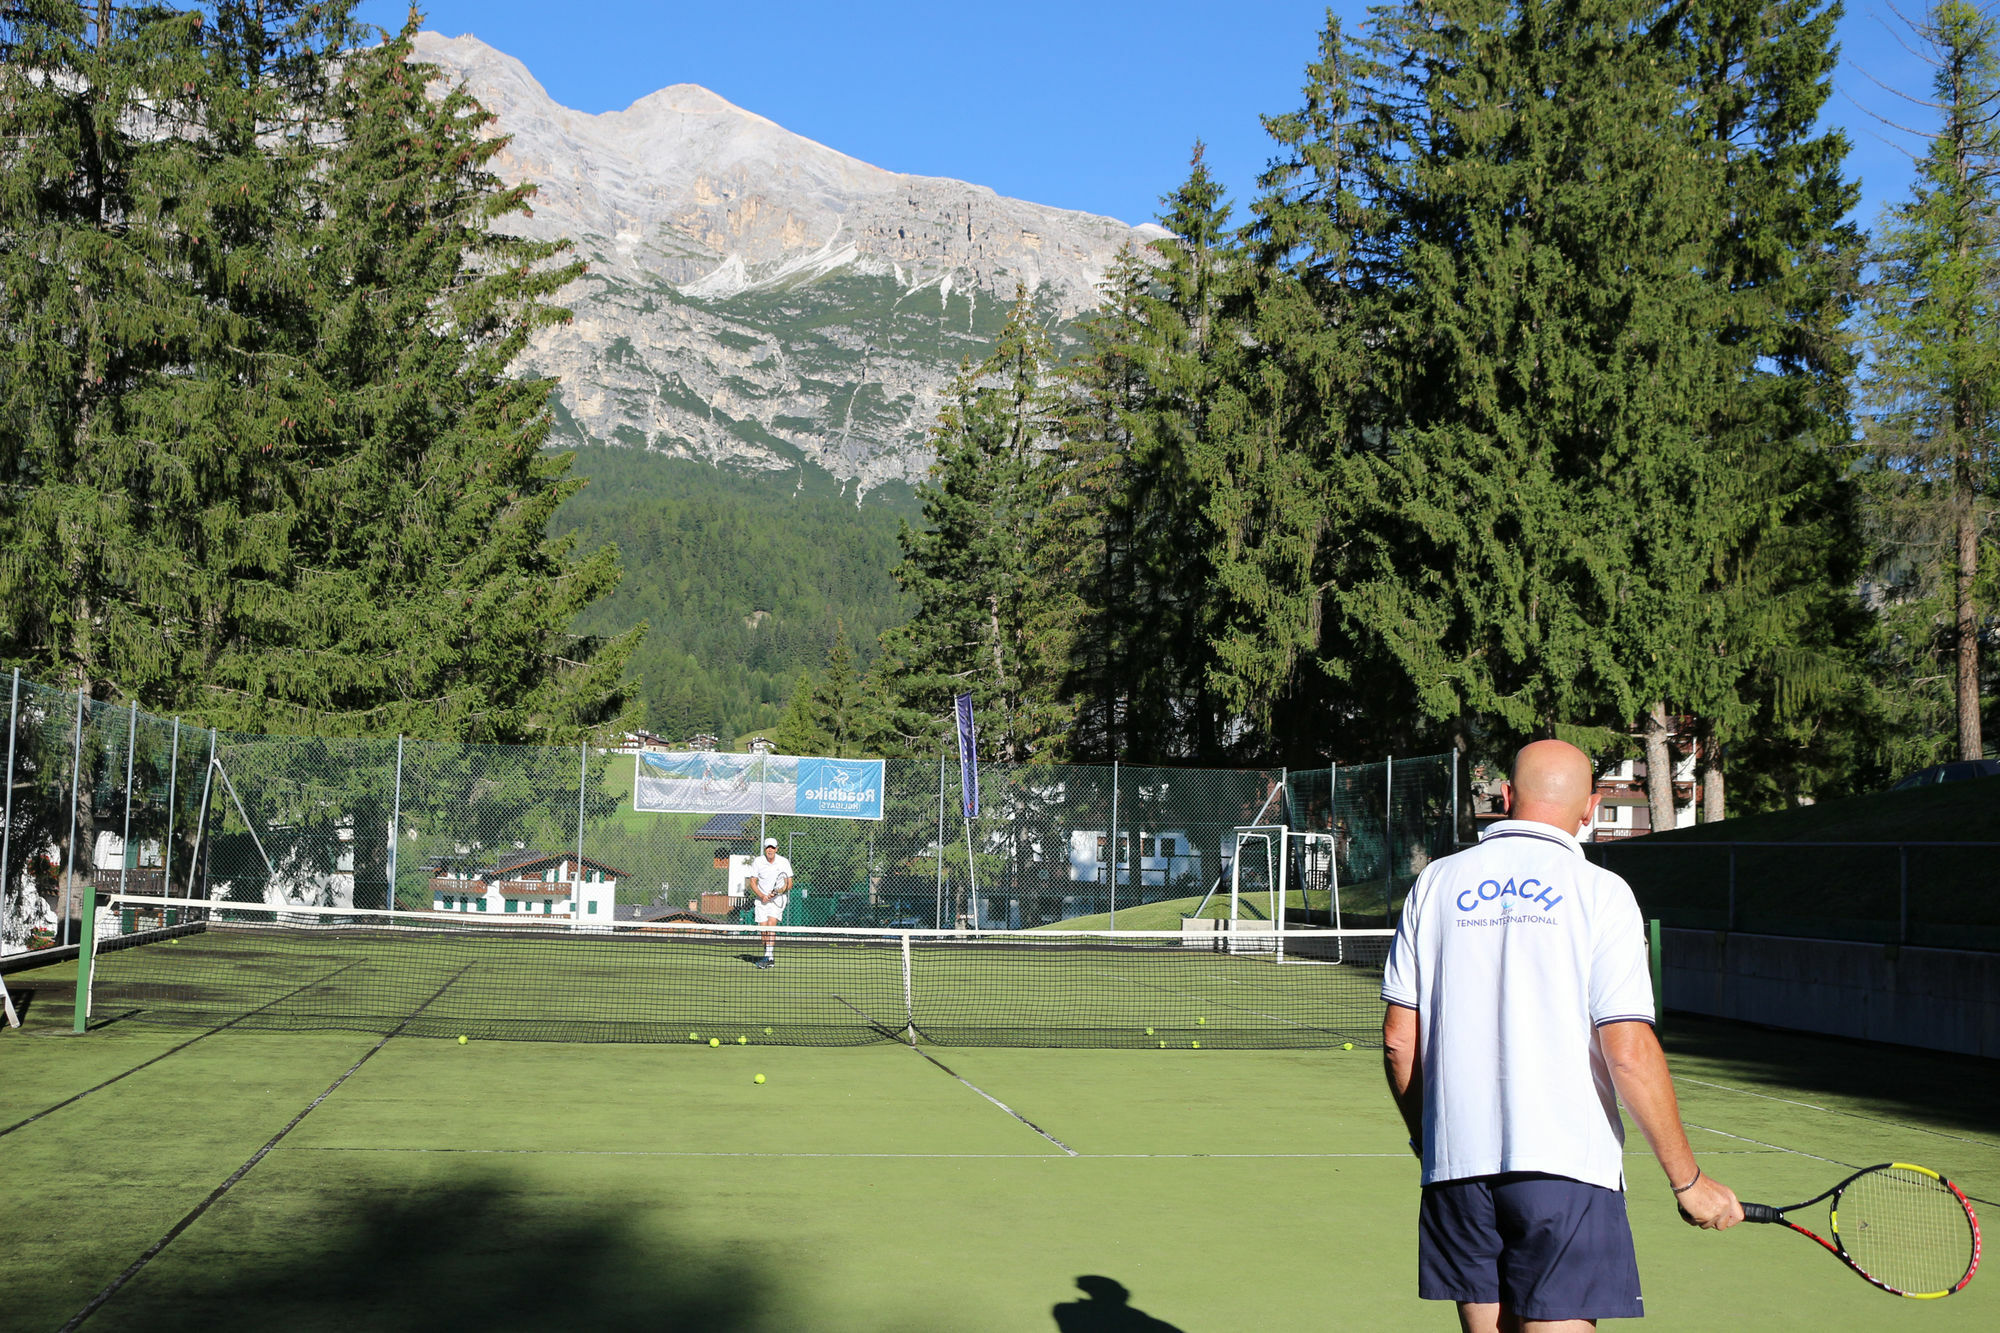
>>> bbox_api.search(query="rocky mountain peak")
[412,31,1163,489]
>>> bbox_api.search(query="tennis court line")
[1677,1075,2000,1151]
[58,964,473,1332]
[269,1145,1788,1161]
[0,961,363,1142]
[825,993,1077,1156]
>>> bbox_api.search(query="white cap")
[764,838,778,849]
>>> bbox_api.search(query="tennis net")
[86,895,1391,1048]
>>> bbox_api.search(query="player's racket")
[1742,1162,1980,1298]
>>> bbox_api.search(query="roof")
[614,904,680,923]
[482,850,629,880]
[690,812,757,842]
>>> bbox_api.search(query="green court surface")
[1,972,1994,1331]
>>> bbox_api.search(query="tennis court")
[2,941,1995,1332]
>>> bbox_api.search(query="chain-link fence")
[0,669,1459,952]
[1585,839,2000,952]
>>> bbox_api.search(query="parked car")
[1890,759,2000,790]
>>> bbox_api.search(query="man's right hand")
[1675,1173,1744,1230]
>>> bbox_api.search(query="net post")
[901,932,915,1044]
[0,669,17,942]
[1648,917,1663,1028]
[59,687,84,947]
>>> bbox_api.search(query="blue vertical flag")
[954,692,979,819]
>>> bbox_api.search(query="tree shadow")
[1661,1013,2000,1144]
[1052,1275,1187,1332]
[106,1174,785,1331]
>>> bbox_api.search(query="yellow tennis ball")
[753,1073,766,1085]
[764,1027,773,1035]
[708,1038,720,1048]
[737,1036,748,1045]
[1197,1016,1206,1025]
[1342,1042,1355,1051]
[1144,1027,1154,1036]
[688,1032,699,1041]
[1191,1041,1201,1049]
[456,1035,467,1045]
[1157,1040,1166,1048]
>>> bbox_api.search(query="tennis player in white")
[1382,740,1742,1330]
[749,837,792,969]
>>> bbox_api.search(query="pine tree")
[1862,0,2000,765]
[1206,17,1387,759]
[771,670,830,756]
[873,291,1073,761]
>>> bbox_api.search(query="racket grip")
[1740,1203,1782,1224]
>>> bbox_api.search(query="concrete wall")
[1663,928,2000,1058]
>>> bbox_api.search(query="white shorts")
[755,901,787,925]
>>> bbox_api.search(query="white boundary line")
[272,1145,1788,1161]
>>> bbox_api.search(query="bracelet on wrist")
[1671,1167,1702,1195]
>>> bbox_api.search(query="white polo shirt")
[750,853,793,918]
[1381,819,1654,1193]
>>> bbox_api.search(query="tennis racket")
[1742,1162,1980,1298]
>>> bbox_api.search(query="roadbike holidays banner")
[632,751,885,821]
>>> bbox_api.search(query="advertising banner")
[955,692,979,819]
[632,751,884,821]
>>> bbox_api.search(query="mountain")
[414,32,1164,491]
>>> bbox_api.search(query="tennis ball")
[1342,1042,1355,1051]
[708,1038,720,1048]
[764,1026,773,1035]
[1157,1040,1166,1048]
[457,1035,467,1045]
[753,1073,766,1085]
[1192,1040,1201,1049]
[689,1032,699,1041]
[1197,1016,1206,1025]
[737,1036,748,1045]
[1144,1027,1154,1036]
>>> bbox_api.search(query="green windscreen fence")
[1585,839,2000,952]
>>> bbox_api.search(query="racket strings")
[1834,1166,1978,1296]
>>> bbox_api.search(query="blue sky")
[360,1,1939,236]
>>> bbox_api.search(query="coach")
[1382,739,1742,1330]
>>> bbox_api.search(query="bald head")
[1504,740,1600,833]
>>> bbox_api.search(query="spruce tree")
[873,292,1072,761]
[1862,0,2000,765]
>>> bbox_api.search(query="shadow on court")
[1662,1013,2000,1142]
[1052,1275,1187,1332]
[99,1175,784,1331]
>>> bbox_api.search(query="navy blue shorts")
[1417,1173,1643,1321]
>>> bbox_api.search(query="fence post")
[935,754,946,929]
[1108,760,1119,930]
[388,736,404,913]
[188,730,217,900]
[575,740,588,916]
[117,703,137,902]
[1384,755,1394,915]
[1898,845,1909,946]
[161,719,181,900]
[59,687,84,947]
[0,670,16,940]
[1648,917,1664,1028]
[1726,845,1736,932]
[1450,749,1460,846]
